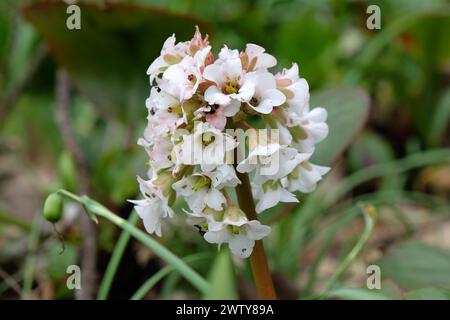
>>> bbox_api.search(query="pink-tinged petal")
[189,25,209,53]
[205,111,227,130]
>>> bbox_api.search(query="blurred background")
[0,0,450,300]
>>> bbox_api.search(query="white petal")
[205,188,226,211]
[255,188,280,213]
[222,99,241,117]
[306,107,327,122]
[229,234,255,258]
[279,188,299,203]
[223,58,242,81]
[204,228,230,244]
[245,220,271,240]
[256,53,277,69]
[204,85,230,105]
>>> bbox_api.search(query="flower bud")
[204,207,224,222]
[192,175,211,191]
[43,193,64,223]
[224,206,246,222]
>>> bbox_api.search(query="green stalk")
[56,189,211,295]
[97,211,140,300]
[130,252,210,300]
[313,203,376,299]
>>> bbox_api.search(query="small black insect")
[194,224,206,236]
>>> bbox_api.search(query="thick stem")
[234,171,276,300]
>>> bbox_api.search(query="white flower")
[184,209,211,233]
[147,35,188,82]
[275,63,309,113]
[172,175,226,212]
[217,46,240,61]
[204,164,241,189]
[194,101,240,130]
[282,161,330,193]
[145,86,185,140]
[129,176,174,237]
[138,135,173,171]
[203,207,271,258]
[245,71,286,114]
[174,122,237,171]
[137,28,331,257]
[237,139,302,179]
[203,50,255,107]
[289,107,329,153]
[236,141,280,174]
[163,46,211,101]
[253,179,299,213]
[242,43,277,71]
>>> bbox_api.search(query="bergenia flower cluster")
[131,27,330,258]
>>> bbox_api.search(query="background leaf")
[22,1,210,123]
[377,242,450,290]
[204,248,237,300]
[347,131,395,171]
[327,288,391,300]
[310,87,370,165]
[403,287,450,300]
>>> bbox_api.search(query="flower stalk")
[234,170,276,300]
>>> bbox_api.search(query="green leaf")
[377,242,450,290]
[428,88,450,146]
[310,87,370,165]
[403,287,450,300]
[347,131,395,171]
[58,151,78,192]
[22,1,210,123]
[204,248,237,299]
[327,288,391,300]
[276,13,336,87]
[46,243,78,280]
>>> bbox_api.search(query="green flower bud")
[224,206,246,222]
[262,180,279,192]
[192,175,211,191]
[290,125,308,141]
[204,207,224,221]
[43,193,64,223]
